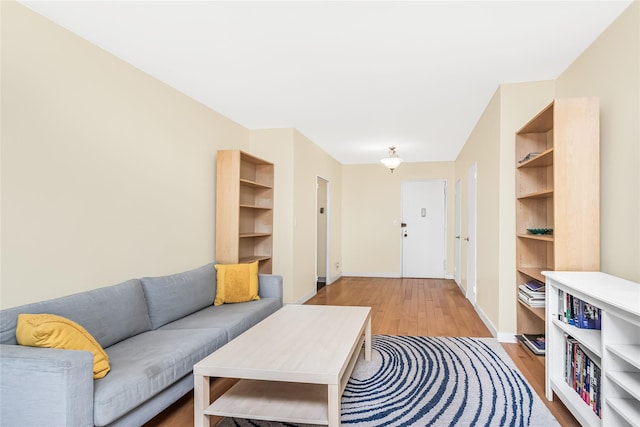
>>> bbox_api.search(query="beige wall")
[455,90,502,330]
[249,129,295,302]
[249,129,342,304]
[293,130,343,302]
[1,2,249,308]
[555,1,640,282]
[341,162,455,277]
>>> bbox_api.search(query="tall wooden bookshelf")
[515,97,600,363]
[216,150,274,274]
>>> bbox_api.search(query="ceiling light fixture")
[380,146,403,173]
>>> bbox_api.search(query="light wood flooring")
[145,276,579,427]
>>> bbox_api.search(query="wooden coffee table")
[193,304,371,426]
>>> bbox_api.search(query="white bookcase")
[544,271,640,427]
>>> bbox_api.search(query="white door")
[466,164,477,305]
[401,180,446,278]
[454,179,462,286]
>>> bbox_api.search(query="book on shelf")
[518,289,545,307]
[523,279,545,292]
[517,334,545,355]
[518,294,545,308]
[565,335,601,418]
[518,285,545,299]
[557,290,602,329]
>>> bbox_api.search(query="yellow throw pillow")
[214,261,260,306]
[16,313,110,379]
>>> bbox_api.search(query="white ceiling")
[20,1,633,164]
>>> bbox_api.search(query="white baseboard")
[497,332,518,343]
[293,290,317,305]
[327,273,342,285]
[445,274,454,279]
[454,280,465,294]
[342,272,402,278]
[473,303,497,338]
[473,303,518,343]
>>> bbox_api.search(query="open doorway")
[316,177,329,290]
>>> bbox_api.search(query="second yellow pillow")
[16,313,110,379]
[214,261,260,306]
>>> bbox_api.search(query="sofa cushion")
[93,327,227,426]
[141,263,216,329]
[214,261,260,306]
[16,313,111,379]
[159,298,281,341]
[0,279,151,348]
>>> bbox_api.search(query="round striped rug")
[220,335,559,426]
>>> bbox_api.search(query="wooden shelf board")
[517,340,545,363]
[518,268,550,283]
[517,100,554,134]
[239,233,272,238]
[240,204,272,210]
[517,148,554,168]
[517,233,554,242]
[517,300,546,321]
[517,189,554,199]
[239,256,272,264]
[205,379,328,425]
[240,178,273,189]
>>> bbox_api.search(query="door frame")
[316,176,330,287]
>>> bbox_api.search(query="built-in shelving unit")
[216,150,274,274]
[544,271,640,427]
[515,97,600,365]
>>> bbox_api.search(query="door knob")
[455,235,461,239]
[464,237,470,242]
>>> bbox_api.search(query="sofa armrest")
[258,274,283,300]
[0,344,94,427]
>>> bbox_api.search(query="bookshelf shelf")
[606,371,640,401]
[517,189,554,199]
[607,344,640,368]
[517,147,554,168]
[517,300,545,321]
[517,233,554,242]
[545,271,640,427]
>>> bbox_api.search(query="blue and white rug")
[219,335,559,426]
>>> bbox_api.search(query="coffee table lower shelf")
[205,379,329,425]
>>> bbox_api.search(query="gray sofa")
[0,262,283,427]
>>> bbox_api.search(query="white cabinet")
[544,271,640,426]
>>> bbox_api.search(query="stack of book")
[517,333,545,355]
[518,279,545,308]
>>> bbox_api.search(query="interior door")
[466,164,477,305]
[401,180,446,278]
[454,179,462,286]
